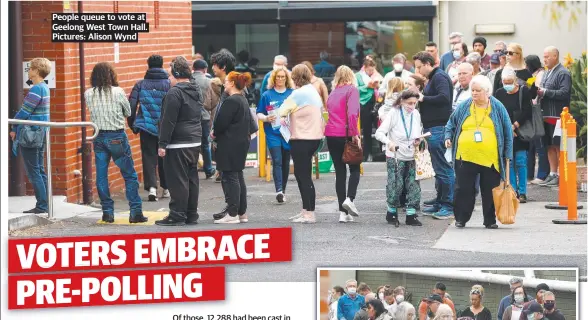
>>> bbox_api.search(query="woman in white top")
[328,286,346,320]
[375,90,423,227]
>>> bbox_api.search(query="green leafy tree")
[568,52,587,159]
[543,1,586,31]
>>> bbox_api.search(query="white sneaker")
[161,189,170,198]
[214,214,240,224]
[239,214,248,223]
[346,214,354,222]
[529,178,544,185]
[289,210,305,220]
[148,187,157,201]
[342,198,359,216]
[339,212,347,223]
[293,212,316,223]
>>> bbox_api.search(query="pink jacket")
[324,85,360,137]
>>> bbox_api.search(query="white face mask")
[394,63,404,72]
[379,293,385,300]
[396,295,405,303]
[348,287,357,294]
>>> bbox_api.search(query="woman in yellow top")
[444,75,513,229]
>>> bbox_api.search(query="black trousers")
[360,100,375,160]
[454,160,501,226]
[327,137,360,214]
[290,139,321,211]
[164,147,200,221]
[140,131,167,190]
[221,171,247,216]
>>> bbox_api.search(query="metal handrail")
[8,119,99,219]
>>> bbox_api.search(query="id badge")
[474,131,483,143]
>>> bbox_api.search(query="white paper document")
[280,125,291,143]
[553,119,561,137]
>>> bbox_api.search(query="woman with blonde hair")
[279,64,325,223]
[492,43,533,95]
[256,66,295,204]
[325,65,362,222]
[378,77,405,120]
[302,60,329,110]
[460,285,492,320]
[433,304,454,320]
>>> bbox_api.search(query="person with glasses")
[460,285,492,320]
[541,291,565,320]
[493,43,533,96]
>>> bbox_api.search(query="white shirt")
[452,84,471,110]
[379,70,413,95]
[375,107,423,161]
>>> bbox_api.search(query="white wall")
[439,0,587,58]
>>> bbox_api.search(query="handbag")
[18,125,45,149]
[342,92,363,165]
[414,139,435,180]
[516,82,545,142]
[492,158,519,224]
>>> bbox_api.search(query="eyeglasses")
[506,51,518,56]
[275,76,286,79]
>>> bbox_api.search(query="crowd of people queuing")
[328,278,566,320]
[10,30,571,229]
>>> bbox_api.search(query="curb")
[8,214,54,232]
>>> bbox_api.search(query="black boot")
[102,213,114,223]
[213,206,229,220]
[406,214,422,226]
[129,213,148,224]
[386,210,400,227]
[155,211,186,226]
[186,212,199,225]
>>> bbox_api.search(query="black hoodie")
[159,81,203,148]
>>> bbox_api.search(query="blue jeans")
[93,132,142,217]
[269,146,291,193]
[510,150,528,195]
[425,126,454,211]
[21,146,48,211]
[533,138,549,180]
[201,120,214,175]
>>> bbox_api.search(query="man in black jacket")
[413,51,455,219]
[155,56,203,226]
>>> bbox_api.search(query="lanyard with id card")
[473,103,489,143]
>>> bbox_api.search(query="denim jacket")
[444,96,513,179]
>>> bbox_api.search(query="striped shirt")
[12,82,50,132]
[85,86,131,130]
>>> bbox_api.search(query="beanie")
[473,36,487,49]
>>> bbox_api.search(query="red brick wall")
[16,1,193,203]
[289,23,346,67]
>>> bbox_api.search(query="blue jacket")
[259,71,272,103]
[440,50,454,72]
[337,294,365,320]
[128,68,171,136]
[444,96,514,179]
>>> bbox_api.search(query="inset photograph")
[318,268,577,320]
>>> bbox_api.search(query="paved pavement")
[8,162,588,281]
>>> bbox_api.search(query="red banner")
[8,267,225,309]
[9,227,292,273]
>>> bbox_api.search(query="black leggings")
[327,137,360,214]
[290,139,321,211]
[360,99,375,160]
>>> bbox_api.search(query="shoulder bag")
[19,125,45,149]
[414,138,435,180]
[342,91,363,165]
[516,84,545,142]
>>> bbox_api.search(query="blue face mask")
[453,51,461,59]
[503,84,515,92]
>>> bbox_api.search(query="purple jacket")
[324,85,360,137]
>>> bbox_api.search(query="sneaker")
[205,169,216,179]
[544,175,559,187]
[23,207,47,214]
[161,189,170,198]
[186,214,199,225]
[289,210,305,220]
[455,221,466,228]
[215,172,222,183]
[345,214,354,222]
[538,175,556,186]
[129,213,148,223]
[214,214,240,224]
[339,212,348,223]
[433,209,454,220]
[529,178,544,185]
[148,187,157,202]
[101,213,114,223]
[422,206,439,216]
[518,194,527,203]
[342,198,359,217]
[293,212,316,223]
[213,206,229,220]
[276,192,285,204]
[239,214,249,223]
[155,214,185,226]
[405,214,422,226]
[423,198,437,207]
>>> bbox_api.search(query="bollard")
[553,118,586,224]
[319,270,330,320]
[258,120,267,178]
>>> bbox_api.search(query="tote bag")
[492,159,519,224]
[414,139,435,180]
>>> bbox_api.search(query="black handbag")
[516,84,545,142]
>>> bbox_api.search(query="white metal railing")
[9,119,99,219]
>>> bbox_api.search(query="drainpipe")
[391,269,577,292]
[8,1,26,196]
[78,1,93,204]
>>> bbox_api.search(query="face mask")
[273,64,281,71]
[527,314,535,320]
[396,295,405,303]
[379,293,385,300]
[544,302,555,311]
[348,287,356,294]
[514,294,524,304]
[503,84,515,92]
[403,105,415,114]
[394,63,404,72]
[453,51,461,59]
